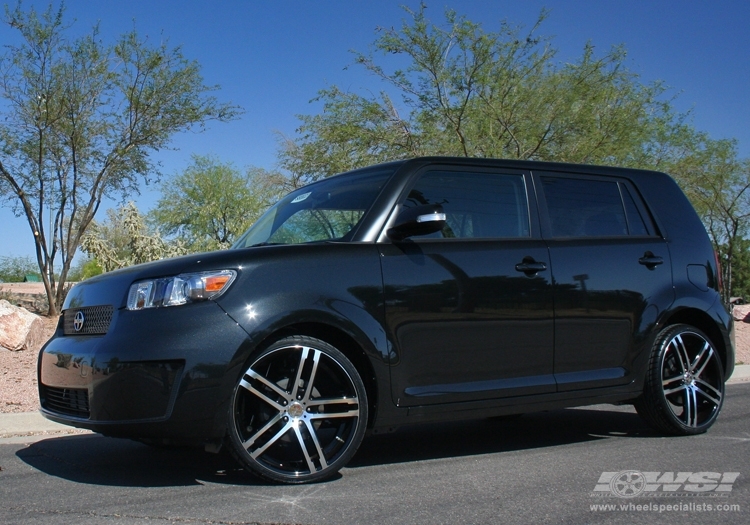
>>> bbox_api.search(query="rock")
[0,300,45,352]
[732,304,750,323]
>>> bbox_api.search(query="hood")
[64,249,251,310]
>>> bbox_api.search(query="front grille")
[41,386,90,418]
[63,305,114,335]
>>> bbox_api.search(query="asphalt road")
[2,383,749,525]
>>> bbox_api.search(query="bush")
[67,257,103,282]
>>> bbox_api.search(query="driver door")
[380,167,555,406]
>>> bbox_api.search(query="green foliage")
[0,3,240,314]
[81,258,103,279]
[279,6,680,180]
[150,155,286,251]
[0,255,40,282]
[66,256,102,281]
[81,202,187,272]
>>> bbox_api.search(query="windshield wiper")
[248,242,286,248]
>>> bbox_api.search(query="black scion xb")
[39,157,734,483]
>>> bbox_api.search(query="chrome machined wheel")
[635,324,725,435]
[227,336,367,483]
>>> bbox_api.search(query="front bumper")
[38,302,252,443]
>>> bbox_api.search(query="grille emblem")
[73,311,85,332]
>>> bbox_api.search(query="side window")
[620,184,651,235]
[542,176,634,237]
[403,171,530,239]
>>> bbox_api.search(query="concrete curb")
[3,365,750,445]
[0,412,93,444]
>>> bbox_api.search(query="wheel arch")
[660,308,730,376]
[255,322,380,428]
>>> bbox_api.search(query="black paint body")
[38,157,734,445]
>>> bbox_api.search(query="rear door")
[380,166,555,406]
[534,172,673,391]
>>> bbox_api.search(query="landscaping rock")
[0,300,45,352]
[732,304,750,323]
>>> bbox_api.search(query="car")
[38,156,734,484]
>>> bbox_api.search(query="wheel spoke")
[302,419,328,470]
[671,335,690,374]
[291,347,310,398]
[308,396,359,419]
[245,369,291,400]
[291,347,322,402]
[684,387,698,427]
[309,409,360,420]
[242,411,284,449]
[301,350,322,403]
[250,420,294,460]
[695,380,722,406]
[240,378,285,411]
[309,396,359,408]
[691,346,714,378]
[662,374,683,389]
[292,422,318,473]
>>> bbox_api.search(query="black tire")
[635,324,725,435]
[226,336,368,484]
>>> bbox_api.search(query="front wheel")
[226,336,368,484]
[635,324,725,435]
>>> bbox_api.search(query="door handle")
[515,258,547,275]
[639,252,664,269]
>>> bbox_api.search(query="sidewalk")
[0,412,91,444]
[3,365,750,444]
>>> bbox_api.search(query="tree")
[0,3,240,315]
[81,202,186,272]
[278,6,678,180]
[0,254,39,282]
[668,136,750,303]
[150,154,286,251]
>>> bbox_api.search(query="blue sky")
[1,0,749,263]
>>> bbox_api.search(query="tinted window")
[233,168,393,247]
[403,171,530,239]
[542,177,629,237]
[621,184,651,235]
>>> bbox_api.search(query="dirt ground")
[0,282,49,295]
[1,283,749,414]
[0,314,58,413]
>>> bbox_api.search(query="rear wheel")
[227,336,367,484]
[635,324,724,435]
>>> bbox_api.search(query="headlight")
[126,270,237,310]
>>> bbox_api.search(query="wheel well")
[261,323,379,428]
[662,309,729,375]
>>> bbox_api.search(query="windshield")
[232,167,395,248]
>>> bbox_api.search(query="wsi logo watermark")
[592,471,740,498]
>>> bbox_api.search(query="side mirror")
[387,204,447,241]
